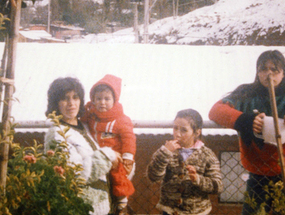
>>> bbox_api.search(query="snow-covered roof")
[50,24,85,31]
[19,30,52,40]
[6,43,285,125]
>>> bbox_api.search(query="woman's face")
[173,117,200,148]
[58,90,80,125]
[257,60,284,88]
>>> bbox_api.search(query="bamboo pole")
[0,0,22,192]
[0,36,9,130]
[267,74,285,189]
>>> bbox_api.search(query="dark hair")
[91,84,115,101]
[254,50,285,82]
[226,50,285,101]
[45,77,85,118]
[175,108,203,138]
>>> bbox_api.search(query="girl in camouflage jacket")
[147,109,223,215]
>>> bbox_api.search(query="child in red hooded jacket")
[81,74,136,215]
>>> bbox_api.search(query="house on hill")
[19,30,65,43]
[19,23,85,43]
[50,22,86,40]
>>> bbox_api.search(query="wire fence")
[127,131,283,214]
[13,121,282,215]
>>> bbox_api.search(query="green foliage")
[0,12,9,41]
[0,0,30,16]
[0,0,31,41]
[263,180,285,214]
[244,191,257,212]
[244,180,285,215]
[84,15,107,34]
[0,112,93,215]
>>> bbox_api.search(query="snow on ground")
[80,0,285,44]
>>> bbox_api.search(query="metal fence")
[14,120,280,215]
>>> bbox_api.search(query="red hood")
[90,74,122,103]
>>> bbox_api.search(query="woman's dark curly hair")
[45,77,85,118]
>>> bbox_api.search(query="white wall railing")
[12,120,222,129]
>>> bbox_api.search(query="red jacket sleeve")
[208,100,243,129]
[117,115,136,156]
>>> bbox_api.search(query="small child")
[147,109,223,215]
[81,74,136,214]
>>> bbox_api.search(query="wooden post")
[133,2,139,43]
[267,74,285,189]
[176,0,179,17]
[173,0,178,18]
[48,0,51,33]
[0,36,8,122]
[172,0,175,18]
[0,0,22,192]
[143,0,149,43]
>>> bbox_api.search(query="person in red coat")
[209,50,285,215]
[81,74,136,215]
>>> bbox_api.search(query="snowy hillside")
[83,0,285,45]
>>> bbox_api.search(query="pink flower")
[53,166,65,176]
[47,150,55,156]
[23,155,36,164]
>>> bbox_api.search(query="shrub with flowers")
[0,113,93,215]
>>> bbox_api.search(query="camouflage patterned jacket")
[147,142,223,215]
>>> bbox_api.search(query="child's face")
[93,89,114,112]
[173,117,201,148]
[257,60,284,88]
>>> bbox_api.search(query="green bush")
[244,180,285,215]
[0,113,93,215]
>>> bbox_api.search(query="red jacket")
[82,74,136,157]
[209,100,284,176]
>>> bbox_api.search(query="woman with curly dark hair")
[45,77,121,215]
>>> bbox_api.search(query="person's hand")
[186,165,197,182]
[253,113,265,134]
[112,152,123,169]
[123,159,134,175]
[165,140,181,152]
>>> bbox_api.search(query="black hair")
[175,108,203,138]
[225,50,285,101]
[254,50,285,82]
[45,77,85,118]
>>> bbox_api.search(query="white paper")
[261,116,285,146]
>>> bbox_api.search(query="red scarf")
[82,101,124,122]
